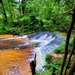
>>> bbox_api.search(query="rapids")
[19,31,65,72]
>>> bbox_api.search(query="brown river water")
[0,35,33,75]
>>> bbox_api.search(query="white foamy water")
[38,34,47,40]
[30,34,56,71]
[33,47,45,72]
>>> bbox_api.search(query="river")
[19,31,65,72]
[0,31,65,75]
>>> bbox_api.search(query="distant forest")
[0,0,75,34]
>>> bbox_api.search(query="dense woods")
[0,0,75,34]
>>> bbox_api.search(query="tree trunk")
[8,0,13,20]
[67,57,75,75]
[30,54,36,75]
[60,6,75,75]
[19,0,21,15]
[64,38,75,75]
[22,0,25,15]
[0,0,8,22]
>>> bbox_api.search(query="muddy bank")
[0,35,36,75]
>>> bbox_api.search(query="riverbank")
[0,35,35,75]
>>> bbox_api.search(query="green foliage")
[54,38,74,54]
[45,53,52,63]
[0,22,20,35]
[26,0,73,32]
[36,70,52,75]
[54,42,65,54]
[20,16,31,23]
[36,58,63,75]
[46,58,62,72]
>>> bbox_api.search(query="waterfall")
[19,31,65,72]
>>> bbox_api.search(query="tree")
[60,6,75,75]
[64,38,75,75]
[0,0,7,22]
[19,0,21,15]
[22,0,25,15]
[67,57,75,75]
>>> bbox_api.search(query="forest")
[0,0,75,75]
[0,0,75,34]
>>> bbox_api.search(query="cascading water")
[19,31,65,72]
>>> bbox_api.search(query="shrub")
[45,53,52,63]
[36,58,63,75]
[46,58,62,68]
[54,42,65,54]
[54,38,74,54]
